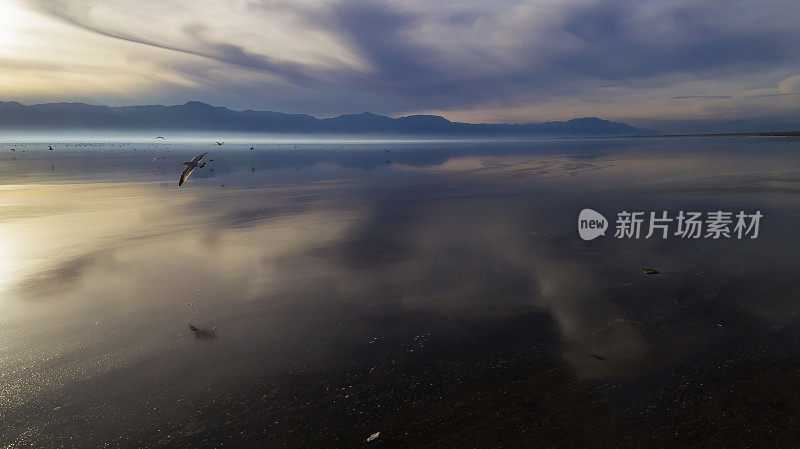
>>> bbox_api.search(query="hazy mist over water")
[3,137,800,447]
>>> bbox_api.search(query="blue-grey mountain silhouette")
[0,100,660,137]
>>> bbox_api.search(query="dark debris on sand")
[189,324,217,340]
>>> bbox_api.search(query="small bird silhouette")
[215,141,224,146]
[641,267,660,275]
[48,145,53,151]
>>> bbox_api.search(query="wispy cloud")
[671,95,732,100]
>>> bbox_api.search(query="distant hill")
[0,100,660,137]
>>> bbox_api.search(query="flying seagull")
[641,267,660,275]
[156,136,165,139]
[178,152,207,187]
[153,156,165,162]
[215,141,224,146]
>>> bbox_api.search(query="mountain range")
[0,100,660,137]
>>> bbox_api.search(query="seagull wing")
[190,152,207,163]
[179,165,195,186]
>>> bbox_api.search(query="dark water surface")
[2,137,800,447]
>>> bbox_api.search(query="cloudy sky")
[1,0,799,127]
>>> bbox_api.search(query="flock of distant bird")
[6,137,397,186]
[168,139,393,186]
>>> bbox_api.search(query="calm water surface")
[2,137,800,447]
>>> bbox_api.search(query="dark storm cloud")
[553,1,790,79]
[309,0,800,112]
[330,1,436,84]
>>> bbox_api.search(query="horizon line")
[0,99,625,127]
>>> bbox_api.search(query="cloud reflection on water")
[3,138,800,446]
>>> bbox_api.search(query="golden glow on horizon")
[0,0,205,102]
[0,0,374,106]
